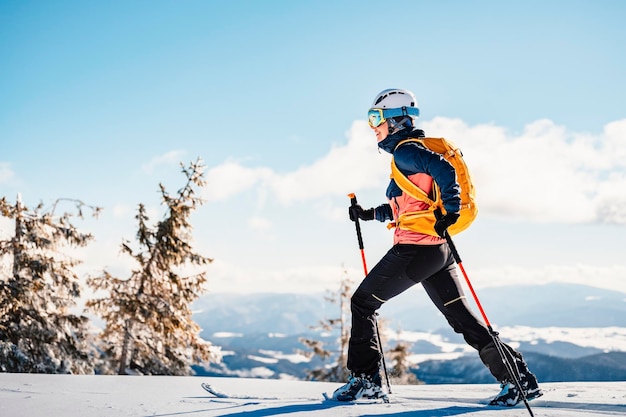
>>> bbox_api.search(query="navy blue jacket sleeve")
[374,203,393,222]
[393,143,461,214]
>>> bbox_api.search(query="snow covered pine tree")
[86,158,221,375]
[0,195,100,374]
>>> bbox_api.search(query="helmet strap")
[388,116,412,135]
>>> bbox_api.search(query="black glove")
[349,204,375,221]
[434,211,460,238]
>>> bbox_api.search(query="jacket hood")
[377,128,426,154]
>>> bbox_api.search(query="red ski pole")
[347,193,391,394]
[444,231,535,417]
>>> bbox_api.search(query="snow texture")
[1,373,626,416]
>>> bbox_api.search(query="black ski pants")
[347,242,509,380]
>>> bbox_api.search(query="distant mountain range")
[194,283,626,335]
[192,283,626,384]
[416,351,626,384]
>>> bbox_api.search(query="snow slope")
[1,374,626,417]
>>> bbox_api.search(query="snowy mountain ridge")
[191,283,626,383]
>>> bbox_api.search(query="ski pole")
[444,231,535,417]
[348,193,368,277]
[347,194,392,394]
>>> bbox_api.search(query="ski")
[322,391,390,404]
[200,382,279,401]
[201,382,229,398]
[201,382,390,404]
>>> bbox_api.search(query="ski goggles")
[368,107,420,128]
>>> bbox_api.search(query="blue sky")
[1,1,626,296]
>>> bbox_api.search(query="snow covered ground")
[2,374,626,417]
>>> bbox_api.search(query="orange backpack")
[390,138,478,236]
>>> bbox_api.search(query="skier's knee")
[351,289,382,317]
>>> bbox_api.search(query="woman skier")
[331,88,542,407]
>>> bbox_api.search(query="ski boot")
[331,373,385,401]
[490,370,543,406]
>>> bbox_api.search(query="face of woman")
[372,121,389,142]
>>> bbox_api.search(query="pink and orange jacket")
[376,128,461,245]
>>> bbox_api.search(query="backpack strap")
[391,139,440,208]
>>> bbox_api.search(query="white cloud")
[412,117,626,224]
[141,150,187,174]
[202,123,386,206]
[200,122,386,208]
[203,160,274,202]
[199,117,626,225]
[248,216,271,231]
[604,120,626,167]
[267,122,387,204]
[421,117,626,224]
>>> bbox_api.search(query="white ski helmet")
[370,88,418,110]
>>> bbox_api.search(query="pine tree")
[388,337,422,385]
[86,159,220,375]
[0,195,100,373]
[299,270,352,382]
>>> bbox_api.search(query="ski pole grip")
[348,193,358,208]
